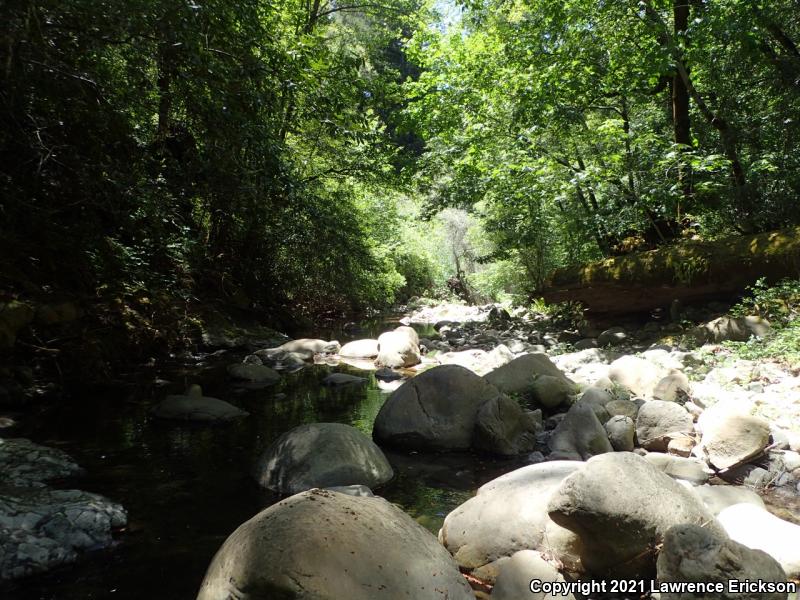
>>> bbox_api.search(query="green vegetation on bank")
[2,0,800,355]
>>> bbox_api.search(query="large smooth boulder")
[374,365,533,454]
[375,327,421,368]
[255,423,393,494]
[548,402,613,461]
[338,339,379,358]
[701,414,771,470]
[608,355,664,398]
[656,524,787,600]
[717,503,800,579]
[547,452,722,578]
[197,489,474,600]
[491,550,575,600]
[635,400,694,451]
[439,462,584,574]
[152,386,248,422]
[485,353,569,395]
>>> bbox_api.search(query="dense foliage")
[3,0,800,334]
[0,0,436,324]
[405,0,800,296]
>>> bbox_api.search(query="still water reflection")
[4,320,522,599]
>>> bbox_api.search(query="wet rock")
[152,385,248,422]
[657,524,786,600]
[197,489,474,600]
[0,488,126,580]
[491,550,575,600]
[717,503,800,579]
[605,416,635,451]
[548,402,613,461]
[701,414,771,470]
[339,339,380,358]
[547,452,722,578]
[635,400,694,452]
[485,353,570,395]
[255,423,392,494]
[321,373,366,386]
[439,462,584,573]
[374,367,402,381]
[0,438,83,488]
[226,363,280,383]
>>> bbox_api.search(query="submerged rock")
[196,489,474,600]
[254,423,393,494]
[152,385,248,422]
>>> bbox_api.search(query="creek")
[4,315,524,599]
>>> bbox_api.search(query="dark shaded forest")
[2,0,800,357]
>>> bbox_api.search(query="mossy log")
[540,227,800,315]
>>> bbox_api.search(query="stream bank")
[2,300,800,598]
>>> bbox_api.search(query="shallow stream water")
[3,316,525,599]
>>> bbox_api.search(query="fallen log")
[540,226,800,315]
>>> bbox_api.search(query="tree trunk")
[672,0,692,207]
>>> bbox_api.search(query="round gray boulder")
[373,365,507,452]
[548,402,613,461]
[196,489,474,600]
[255,423,393,494]
[547,452,723,578]
[635,400,694,451]
[439,461,584,574]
